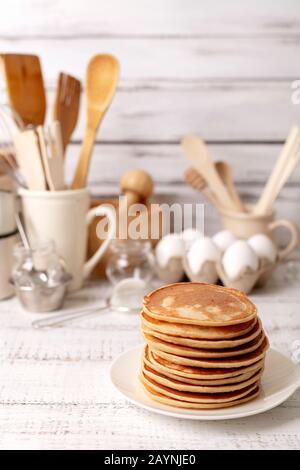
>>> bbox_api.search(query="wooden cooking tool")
[47,120,65,188]
[88,170,157,278]
[184,167,219,207]
[36,122,65,191]
[120,169,154,206]
[254,126,300,215]
[36,126,54,190]
[0,54,46,126]
[215,161,245,212]
[71,54,119,189]
[181,135,237,211]
[13,129,47,190]
[118,169,154,238]
[53,72,81,153]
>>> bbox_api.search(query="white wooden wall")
[0,0,300,230]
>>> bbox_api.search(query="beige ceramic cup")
[19,188,116,291]
[218,205,299,261]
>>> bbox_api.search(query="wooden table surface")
[0,258,300,450]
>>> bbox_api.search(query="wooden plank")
[0,36,299,81]
[62,144,300,237]
[1,0,300,37]
[0,399,299,450]
[37,81,299,142]
[0,277,300,450]
[64,143,300,186]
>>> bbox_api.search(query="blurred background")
[0,0,299,233]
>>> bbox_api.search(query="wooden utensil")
[71,54,119,189]
[181,135,237,211]
[13,129,47,190]
[0,54,46,126]
[36,122,65,191]
[254,126,300,215]
[118,169,154,237]
[215,161,245,212]
[53,72,81,153]
[120,169,154,206]
[184,167,220,207]
[88,170,156,278]
[47,120,65,189]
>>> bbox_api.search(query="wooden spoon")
[181,135,237,211]
[53,72,81,154]
[215,161,245,212]
[71,54,119,189]
[0,54,46,126]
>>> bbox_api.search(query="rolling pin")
[118,169,154,238]
[120,169,154,207]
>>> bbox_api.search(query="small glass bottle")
[106,239,154,285]
[12,240,67,288]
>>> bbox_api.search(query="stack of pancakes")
[140,282,269,409]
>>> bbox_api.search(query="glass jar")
[106,240,154,286]
[10,240,72,313]
[12,240,67,288]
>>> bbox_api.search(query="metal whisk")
[0,104,27,188]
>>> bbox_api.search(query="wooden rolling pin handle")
[120,169,154,205]
[124,190,141,207]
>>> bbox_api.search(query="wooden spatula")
[0,54,46,126]
[13,129,47,190]
[71,54,119,189]
[215,161,245,212]
[181,135,237,211]
[53,72,81,154]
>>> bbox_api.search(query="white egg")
[155,233,185,268]
[222,240,259,280]
[248,233,277,263]
[187,237,220,274]
[181,228,203,248]
[212,230,237,253]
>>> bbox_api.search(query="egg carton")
[155,254,279,294]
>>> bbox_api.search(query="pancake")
[140,283,267,411]
[144,346,263,386]
[141,311,257,340]
[140,371,259,404]
[141,317,261,349]
[142,361,263,393]
[149,347,265,380]
[142,329,265,358]
[150,336,269,368]
[142,382,260,409]
[143,282,257,326]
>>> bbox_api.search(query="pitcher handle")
[269,219,299,261]
[83,204,116,279]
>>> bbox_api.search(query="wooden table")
[0,258,300,450]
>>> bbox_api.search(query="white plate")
[110,345,300,420]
